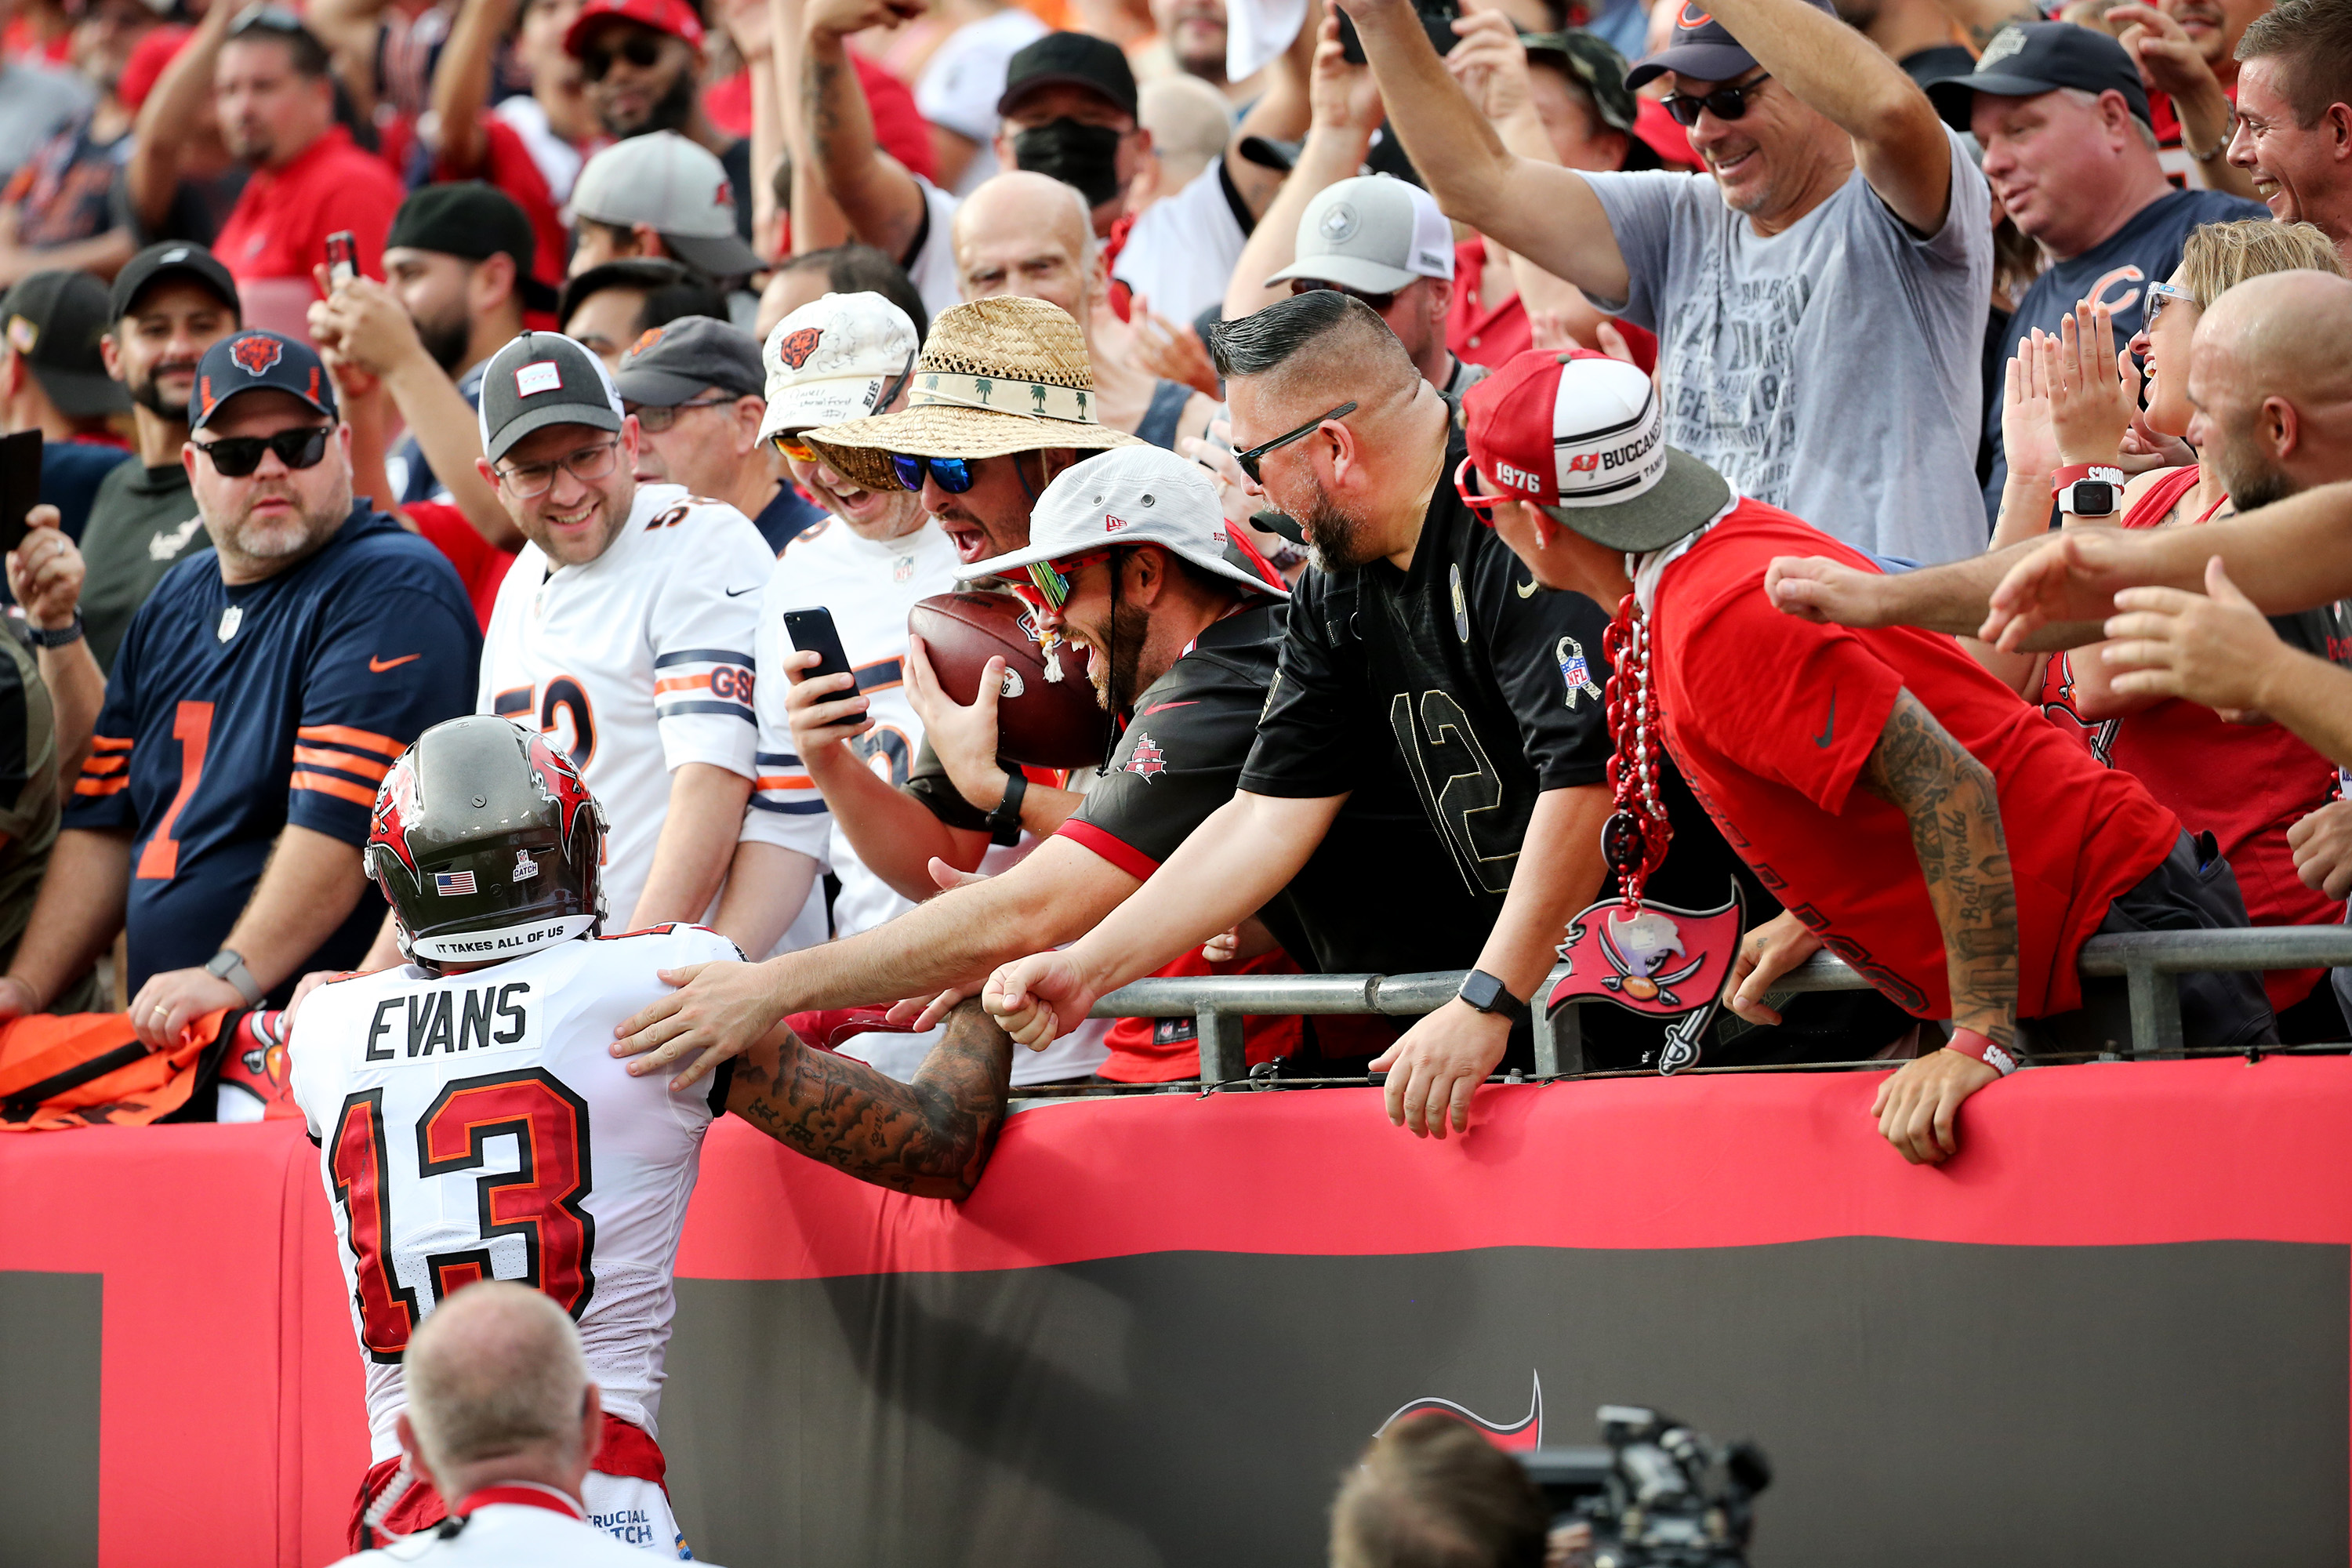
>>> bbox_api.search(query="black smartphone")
[782,606,855,682]
[1338,0,1460,65]
[0,429,41,557]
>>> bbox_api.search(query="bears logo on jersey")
[230,333,284,376]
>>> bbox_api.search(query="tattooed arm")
[800,0,926,264]
[724,996,1015,1200]
[1857,688,2013,1166]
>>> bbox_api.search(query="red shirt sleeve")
[1671,579,1904,817]
[435,118,569,300]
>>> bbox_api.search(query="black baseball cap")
[478,331,624,463]
[1922,22,2151,132]
[385,181,562,313]
[191,328,339,430]
[108,240,241,325]
[1626,0,1838,90]
[3,270,133,418]
[997,31,1138,119]
[612,314,762,406]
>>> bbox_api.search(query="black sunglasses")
[1661,72,1771,127]
[227,3,307,37]
[1289,278,1397,313]
[194,425,332,477]
[1232,401,1356,485]
[581,32,664,79]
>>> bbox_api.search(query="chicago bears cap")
[108,240,241,325]
[3,270,133,418]
[1461,350,1730,552]
[569,131,762,280]
[1921,22,2151,133]
[478,331,624,463]
[759,291,919,443]
[190,328,336,430]
[967,445,1289,597]
[563,0,703,55]
[613,314,764,407]
[1265,176,1454,296]
[1626,0,1838,90]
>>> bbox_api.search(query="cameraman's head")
[1331,1414,1548,1568]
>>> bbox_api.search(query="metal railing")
[1088,926,2352,1084]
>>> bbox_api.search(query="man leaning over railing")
[986,351,2278,1166]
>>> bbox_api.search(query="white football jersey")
[289,925,740,1464]
[741,517,1111,1085]
[478,484,771,927]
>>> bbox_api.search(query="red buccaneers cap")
[1461,350,1728,552]
[564,0,703,56]
[191,329,338,431]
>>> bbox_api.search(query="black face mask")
[1011,119,1125,209]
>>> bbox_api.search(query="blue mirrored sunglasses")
[889,452,975,493]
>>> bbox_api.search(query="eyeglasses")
[628,394,734,432]
[495,437,622,497]
[1232,401,1357,485]
[1288,278,1397,313]
[1453,457,1515,528]
[2143,279,2196,332]
[193,425,332,477]
[580,31,663,79]
[1661,72,1772,126]
[889,452,975,493]
[1022,547,1116,611]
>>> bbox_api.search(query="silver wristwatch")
[205,948,264,1007]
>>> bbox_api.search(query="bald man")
[978,290,1909,1138]
[329,1282,645,1565]
[950,171,1215,449]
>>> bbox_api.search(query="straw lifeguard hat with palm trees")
[802,296,1142,493]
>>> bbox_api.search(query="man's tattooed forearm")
[1864,689,2020,1047]
[729,1002,1014,1200]
[803,47,844,158]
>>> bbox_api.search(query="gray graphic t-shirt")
[1581,130,1992,566]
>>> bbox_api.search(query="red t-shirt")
[2034,466,2336,1010]
[1649,500,2180,1021]
[212,124,406,308]
[703,54,937,182]
[1447,234,1657,376]
[1094,947,1304,1083]
[434,116,570,305]
[402,500,514,631]
[2147,82,2239,189]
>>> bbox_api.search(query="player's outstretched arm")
[724,996,1014,1200]
[1858,689,2013,1167]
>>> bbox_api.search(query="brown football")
[908,591,1111,768]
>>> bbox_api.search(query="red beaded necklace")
[1600,593,1670,911]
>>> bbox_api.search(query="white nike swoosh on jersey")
[150,515,205,561]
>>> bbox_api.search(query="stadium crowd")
[6,0,2352,1543]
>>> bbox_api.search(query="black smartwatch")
[1457,968,1529,1024]
[985,768,1028,847]
[27,612,84,648]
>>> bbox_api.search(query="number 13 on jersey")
[328,1068,598,1360]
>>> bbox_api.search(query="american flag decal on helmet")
[433,869,478,895]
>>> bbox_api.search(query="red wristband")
[2049,463,2123,496]
[1944,1027,2019,1076]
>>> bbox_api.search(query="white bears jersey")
[479,485,771,927]
[289,925,740,1464]
[740,517,1111,1085]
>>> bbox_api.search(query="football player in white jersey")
[718,292,1111,1084]
[292,715,1018,1555]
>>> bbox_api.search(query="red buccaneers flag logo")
[525,732,597,851]
[229,334,282,376]
[1381,1374,1544,1454]
[1546,884,1744,1074]
[368,753,423,876]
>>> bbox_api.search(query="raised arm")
[802,0,929,264]
[1860,689,2013,1165]
[427,0,515,181]
[725,995,1014,1199]
[126,0,236,234]
[1699,0,1955,234]
[1223,2,1383,321]
[1335,0,1628,301]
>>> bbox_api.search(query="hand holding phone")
[782,606,855,682]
